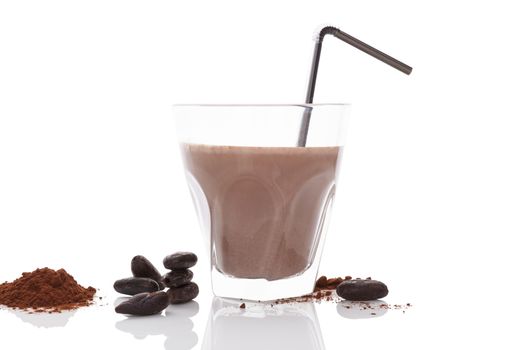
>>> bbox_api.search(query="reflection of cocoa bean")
[113,277,159,295]
[115,291,169,316]
[131,255,164,288]
[115,301,199,349]
[163,252,198,269]
[167,282,199,304]
[162,269,193,288]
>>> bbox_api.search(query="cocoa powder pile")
[0,268,96,313]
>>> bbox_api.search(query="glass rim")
[172,103,351,108]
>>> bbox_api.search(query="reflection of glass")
[175,104,349,300]
[115,300,199,350]
[202,297,325,350]
[4,307,76,328]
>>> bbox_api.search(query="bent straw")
[297,26,412,147]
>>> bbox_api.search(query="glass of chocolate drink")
[174,104,349,300]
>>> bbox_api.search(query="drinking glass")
[174,104,349,300]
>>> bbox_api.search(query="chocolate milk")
[181,144,342,281]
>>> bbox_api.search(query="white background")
[1,0,524,349]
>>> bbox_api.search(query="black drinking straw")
[297,26,413,147]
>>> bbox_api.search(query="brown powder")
[274,275,348,304]
[0,268,96,312]
[273,275,413,313]
[314,275,352,291]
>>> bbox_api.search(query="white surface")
[1,0,524,349]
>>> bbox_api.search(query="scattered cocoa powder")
[275,289,335,304]
[314,275,352,292]
[273,275,412,313]
[275,275,349,304]
[0,268,96,313]
[350,302,412,311]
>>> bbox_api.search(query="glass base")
[211,265,319,301]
